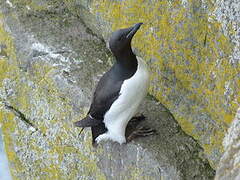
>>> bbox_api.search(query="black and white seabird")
[75,23,154,144]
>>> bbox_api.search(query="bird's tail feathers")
[74,115,107,145]
[74,115,101,127]
[91,123,107,145]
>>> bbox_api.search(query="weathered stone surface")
[75,0,239,168]
[0,0,239,170]
[215,107,240,180]
[0,128,11,180]
[67,0,240,169]
[0,1,215,180]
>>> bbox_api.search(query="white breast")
[95,57,150,144]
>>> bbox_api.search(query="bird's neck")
[112,48,138,80]
[115,49,137,69]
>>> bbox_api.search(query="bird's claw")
[127,125,157,142]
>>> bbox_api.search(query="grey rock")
[0,1,215,180]
[215,107,240,180]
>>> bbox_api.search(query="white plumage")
[95,57,149,144]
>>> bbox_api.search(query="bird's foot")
[129,114,146,124]
[95,133,111,144]
[96,132,126,144]
[127,126,157,142]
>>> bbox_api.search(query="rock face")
[215,108,240,180]
[0,0,239,179]
[0,1,215,180]
[77,0,239,168]
[0,129,11,180]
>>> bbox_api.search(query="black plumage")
[74,23,143,144]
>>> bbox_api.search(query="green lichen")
[91,0,239,167]
[0,10,108,179]
[0,0,229,177]
[0,111,25,180]
[0,15,21,179]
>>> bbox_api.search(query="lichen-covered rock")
[215,107,240,180]
[0,1,215,180]
[1,0,239,170]
[67,0,239,168]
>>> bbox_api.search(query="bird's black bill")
[126,22,143,39]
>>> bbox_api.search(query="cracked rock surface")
[0,1,216,180]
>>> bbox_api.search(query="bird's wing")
[89,72,123,121]
[74,71,122,129]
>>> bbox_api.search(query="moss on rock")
[83,0,239,168]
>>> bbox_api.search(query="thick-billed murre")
[74,23,155,144]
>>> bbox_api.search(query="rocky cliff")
[0,0,239,179]
[78,0,239,168]
[215,108,240,180]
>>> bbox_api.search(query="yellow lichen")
[91,0,239,167]
[0,11,107,179]
[0,15,22,179]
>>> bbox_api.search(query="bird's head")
[109,23,143,57]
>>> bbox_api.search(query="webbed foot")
[129,114,146,124]
[127,126,157,142]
